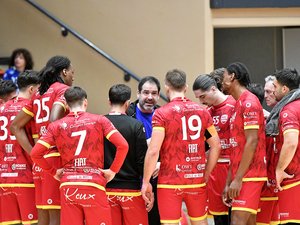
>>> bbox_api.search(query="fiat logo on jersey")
[283,113,288,118]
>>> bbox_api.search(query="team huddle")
[0,56,300,225]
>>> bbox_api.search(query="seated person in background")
[3,48,34,84]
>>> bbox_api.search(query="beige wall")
[3,1,298,113]
[0,0,212,113]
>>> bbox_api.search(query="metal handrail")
[24,0,168,101]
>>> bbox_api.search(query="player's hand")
[100,169,116,183]
[141,181,154,211]
[54,168,64,181]
[276,169,294,191]
[228,178,242,199]
[222,185,232,207]
[152,162,160,179]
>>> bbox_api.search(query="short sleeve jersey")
[22,82,69,138]
[0,97,34,185]
[152,97,218,186]
[229,90,267,181]
[276,99,300,186]
[38,111,117,187]
[207,95,236,159]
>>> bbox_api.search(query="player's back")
[152,97,215,185]
[0,97,34,184]
[104,114,147,190]
[24,82,69,138]
[43,111,116,187]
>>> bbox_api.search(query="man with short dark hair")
[30,86,129,225]
[127,76,161,225]
[105,84,149,225]
[0,79,17,104]
[142,69,220,225]
[268,68,300,224]
[0,70,39,225]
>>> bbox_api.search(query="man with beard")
[127,76,161,225]
[267,68,300,224]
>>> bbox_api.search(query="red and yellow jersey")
[0,97,35,186]
[36,111,118,188]
[207,95,236,160]
[276,99,300,187]
[23,82,69,139]
[266,136,279,189]
[152,97,218,188]
[229,90,267,181]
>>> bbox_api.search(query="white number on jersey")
[0,116,16,141]
[71,130,87,156]
[34,97,50,124]
[181,115,202,140]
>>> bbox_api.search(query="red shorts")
[60,185,112,225]
[278,182,300,223]
[1,186,38,224]
[231,181,264,214]
[157,186,207,223]
[35,155,61,209]
[207,162,230,215]
[256,183,279,224]
[106,188,148,225]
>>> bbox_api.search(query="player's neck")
[231,85,247,100]
[214,92,227,106]
[17,91,29,100]
[169,91,185,101]
[110,105,126,114]
[70,105,86,113]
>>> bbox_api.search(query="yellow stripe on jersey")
[21,219,38,224]
[39,205,61,209]
[242,177,267,182]
[282,180,300,190]
[207,125,218,137]
[44,152,60,158]
[32,134,39,139]
[2,220,22,225]
[244,125,259,130]
[157,183,206,189]
[37,140,51,148]
[279,220,300,224]
[53,101,66,111]
[190,213,207,221]
[283,128,299,135]
[260,197,278,201]
[153,127,165,131]
[256,223,270,225]
[161,219,181,223]
[106,191,142,197]
[232,207,258,214]
[106,129,117,139]
[22,107,34,117]
[270,221,280,225]
[0,183,35,188]
[60,181,106,191]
